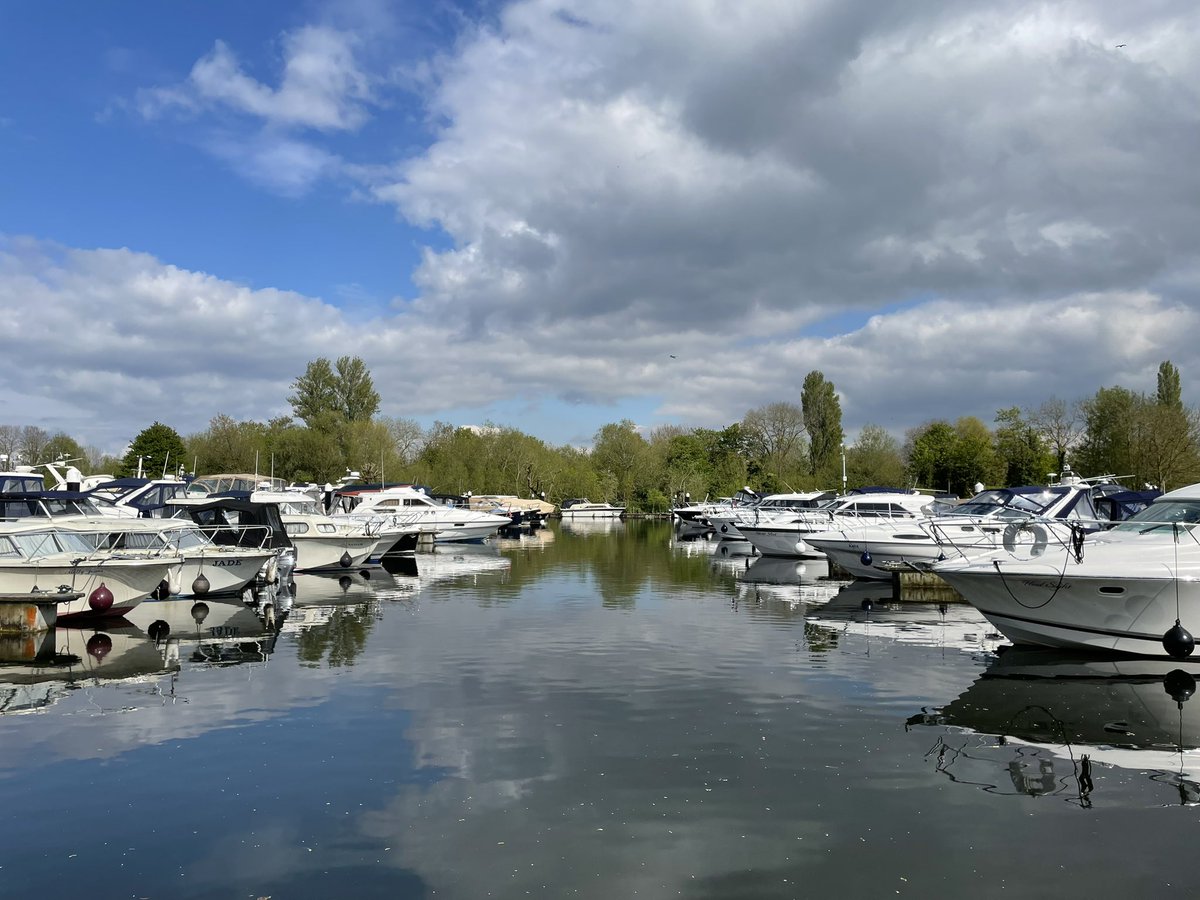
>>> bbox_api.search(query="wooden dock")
[827,561,966,602]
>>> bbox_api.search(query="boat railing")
[195,523,276,551]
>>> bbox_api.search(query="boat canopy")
[164,498,291,550]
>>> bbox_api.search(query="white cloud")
[42,0,1200,447]
[2,235,1197,455]
[140,26,372,131]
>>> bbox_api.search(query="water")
[1,521,1198,898]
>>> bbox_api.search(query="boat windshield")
[279,499,321,515]
[1110,500,1200,534]
[949,488,1069,519]
[6,530,96,558]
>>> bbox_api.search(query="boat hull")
[738,524,826,558]
[291,535,377,573]
[935,563,1197,656]
[0,557,176,620]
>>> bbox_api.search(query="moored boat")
[932,481,1200,657]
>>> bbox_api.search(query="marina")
[0,520,1197,898]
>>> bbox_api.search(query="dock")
[0,592,82,635]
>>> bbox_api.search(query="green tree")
[1074,386,1140,479]
[187,414,269,474]
[846,424,905,488]
[993,407,1053,486]
[288,356,380,430]
[904,420,955,492]
[41,432,88,467]
[288,358,339,429]
[591,421,650,506]
[334,355,381,422]
[121,422,187,478]
[948,416,1003,495]
[1157,360,1183,409]
[801,371,844,479]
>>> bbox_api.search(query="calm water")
[2,521,1199,898]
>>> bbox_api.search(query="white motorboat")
[805,481,1152,580]
[673,488,757,528]
[932,482,1200,657]
[0,489,278,597]
[559,498,626,519]
[739,488,935,558]
[251,489,413,566]
[82,476,191,518]
[0,522,179,620]
[333,485,511,542]
[708,490,836,540]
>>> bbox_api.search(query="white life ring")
[1002,521,1049,558]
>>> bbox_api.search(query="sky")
[2,0,1199,454]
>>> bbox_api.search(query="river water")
[1,520,1198,898]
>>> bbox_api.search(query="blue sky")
[2,1,1199,455]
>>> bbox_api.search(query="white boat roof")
[1156,482,1200,501]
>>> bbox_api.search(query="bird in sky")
[1115,43,1127,47]
[669,354,677,358]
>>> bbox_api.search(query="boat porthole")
[1098,586,1125,595]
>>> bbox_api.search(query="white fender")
[167,564,183,596]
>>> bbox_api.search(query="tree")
[121,422,187,478]
[187,414,268,474]
[41,433,88,467]
[1074,386,1140,479]
[905,420,956,492]
[334,355,381,422]
[742,403,806,490]
[948,416,1003,494]
[288,356,380,429]
[379,416,425,464]
[591,421,650,505]
[288,358,339,429]
[846,424,905,488]
[18,426,50,465]
[801,371,844,479]
[1029,397,1083,473]
[993,407,1053,486]
[1158,360,1183,409]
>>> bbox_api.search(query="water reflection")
[0,624,177,715]
[727,556,849,611]
[560,517,626,536]
[6,520,1200,897]
[808,583,1004,657]
[908,649,1200,806]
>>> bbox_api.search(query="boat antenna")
[162,451,170,479]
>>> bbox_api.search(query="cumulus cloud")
[358,0,1200,345]
[1,234,1195,453]
[45,1,1200,445]
[139,26,372,131]
[135,24,376,194]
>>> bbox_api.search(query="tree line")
[5,358,1198,510]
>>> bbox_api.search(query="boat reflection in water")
[908,649,1200,807]
[728,555,848,608]
[126,595,281,666]
[560,517,626,537]
[807,581,1006,656]
[0,623,179,715]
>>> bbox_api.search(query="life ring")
[1002,521,1049,558]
